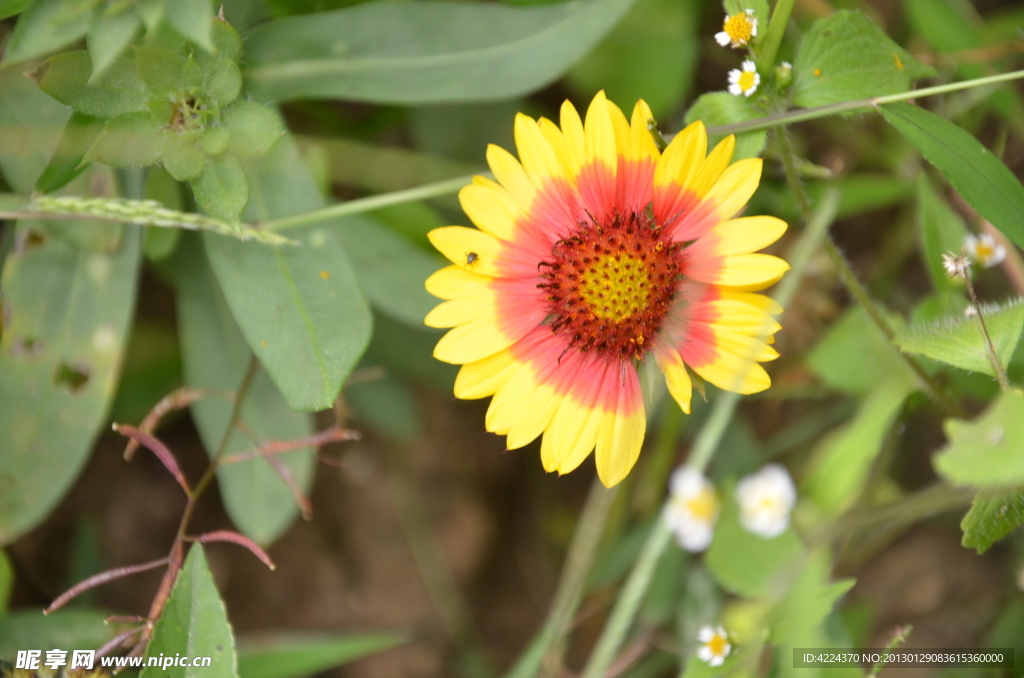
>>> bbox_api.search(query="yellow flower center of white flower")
[723,12,754,44]
[975,241,995,262]
[737,70,757,93]
[578,253,652,322]
[706,633,729,657]
[682,486,719,521]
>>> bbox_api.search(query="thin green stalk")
[261,174,482,232]
[960,273,1010,392]
[580,190,841,678]
[775,128,966,417]
[504,479,618,678]
[756,0,796,72]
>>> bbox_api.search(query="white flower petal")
[716,31,731,46]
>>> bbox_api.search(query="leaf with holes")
[141,546,237,678]
[204,133,372,412]
[171,234,315,545]
[961,489,1024,554]
[935,390,1024,487]
[0,227,140,544]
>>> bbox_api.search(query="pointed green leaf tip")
[935,390,1024,487]
[961,489,1024,554]
[141,546,238,678]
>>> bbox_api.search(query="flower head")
[942,251,971,278]
[697,625,732,666]
[425,92,788,487]
[965,233,1006,268]
[664,467,720,551]
[716,9,757,48]
[736,463,796,538]
[728,61,760,97]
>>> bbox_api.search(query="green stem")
[961,273,1010,392]
[260,174,482,232]
[579,189,841,678]
[756,0,796,72]
[774,129,966,417]
[504,479,618,678]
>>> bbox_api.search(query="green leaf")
[224,101,285,158]
[238,632,407,678]
[0,227,140,544]
[172,234,314,544]
[566,0,700,119]
[916,174,969,294]
[0,68,72,193]
[242,0,637,104]
[684,91,766,160]
[203,134,372,412]
[3,0,95,64]
[210,18,244,61]
[895,298,1024,378]
[163,132,206,181]
[934,390,1024,487]
[0,609,125,656]
[880,102,1024,250]
[0,0,32,21]
[85,111,166,167]
[141,546,237,678]
[165,0,215,52]
[136,0,166,31]
[36,51,149,119]
[0,550,12,615]
[771,549,854,644]
[135,45,186,96]
[191,154,250,222]
[201,127,231,155]
[35,112,105,193]
[705,494,803,597]
[87,4,142,81]
[792,10,936,108]
[806,306,917,396]
[961,489,1024,554]
[142,166,185,261]
[333,215,443,327]
[802,380,913,516]
[31,164,124,252]
[205,58,244,107]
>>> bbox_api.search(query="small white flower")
[728,60,760,97]
[942,251,971,278]
[716,9,757,48]
[965,233,1006,268]
[965,304,978,317]
[736,463,796,538]
[697,625,732,666]
[664,467,719,552]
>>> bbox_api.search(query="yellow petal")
[454,349,519,399]
[548,397,602,475]
[425,265,492,300]
[427,226,503,276]
[706,215,787,255]
[654,121,706,190]
[560,99,587,179]
[506,382,560,450]
[691,354,771,395]
[702,158,762,221]
[629,99,660,163]
[538,116,576,184]
[515,113,565,185]
[459,183,520,242]
[706,299,781,336]
[659,352,692,414]
[486,362,542,434]
[713,253,790,289]
[711,327,779,362]
[487,143,536,207]
[424,294,495,328]
[584,91,617,172]
[605,97,632,158]
[688,135,735,198]
[434,315,518,364]
[594,404,646,488]
[718,290,783,315]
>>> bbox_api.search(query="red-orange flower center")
[538,210,684,361]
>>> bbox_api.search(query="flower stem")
[756,0,796,72]
[775,128,966,417]
[961,274,1010,391]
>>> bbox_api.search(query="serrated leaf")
[3,0,96,64]
[792,10,936,108]
[0,227,140,544]
[165,0,215,52]
[224,101,284,158]
[237,632,407,678]
[85,111,166,167]
[333,215,442,327]
[243,0,637,104]
[803,380,913,516]
[141,546,237,678]
[35,112,105,193]
[163,132,206,181]
[895,298,1024,377]
[880,102,1024,250]
[172,234,314,545]
[205,58,243,107]
[203,133,372,411]
[135,45,186,96]
[961,489,1024,554]
[935,390,1024,487]
[685,91,767,160]
[705,493,803,597]
[916,174,969,294]
[191,154,249,222]
[87,4,142,81]
[36,51,149,119]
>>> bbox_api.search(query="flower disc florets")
[539,209,683,361]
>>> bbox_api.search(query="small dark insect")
[465,252,479,266]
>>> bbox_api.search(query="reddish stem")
[264,453,314,520]
[113,424,192,497]
[188,530,276,570]
[95,625,146,659]
[219,425,360,465]
[45,557,169,615]
[123,387,219,461]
